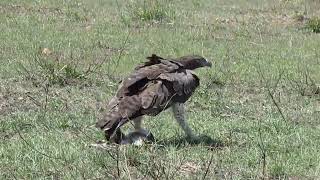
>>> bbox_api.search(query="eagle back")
[116,59,182,97]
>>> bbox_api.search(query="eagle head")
[176,55,212,70]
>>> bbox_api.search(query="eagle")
[96,54,212,144]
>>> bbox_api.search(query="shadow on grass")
[156,135,226,150]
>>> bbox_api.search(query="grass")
[306,17,320,33]
[126,0,175,22]
[1,0,320,179]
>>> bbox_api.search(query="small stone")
[42,48,52,55]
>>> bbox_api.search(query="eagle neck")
[174,60,200,70]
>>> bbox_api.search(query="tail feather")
[95,106,122,130]
[96,110,126,142]
[96,95,142,142]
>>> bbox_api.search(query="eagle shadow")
[156,135,225,150]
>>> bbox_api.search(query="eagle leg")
[133,116,143,131]
[172,103,195,139]
[131,116,155,143]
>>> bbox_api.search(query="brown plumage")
[96,54,212,144]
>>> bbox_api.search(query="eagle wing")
[116,56,183,97]
[134,54,164,70]
[158,70,199,97]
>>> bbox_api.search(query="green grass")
[1,0,320,179]
[306,17,320,33]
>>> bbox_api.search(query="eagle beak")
[205,59,212,67]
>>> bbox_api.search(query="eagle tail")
[95,108,127,143]
[96,95,142,143]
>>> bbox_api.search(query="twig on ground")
[256,63,287,121]
[202,152,214,180]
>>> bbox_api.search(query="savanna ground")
[1,0,320,179]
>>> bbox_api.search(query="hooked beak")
[204,59,212,67]
[207,61,212,67]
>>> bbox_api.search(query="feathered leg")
[133,116,143,131]
[172,103,195,139]
[130,116,155,143]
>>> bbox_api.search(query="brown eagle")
[96,54,212,144]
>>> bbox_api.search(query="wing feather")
[158,70,199,96]
[117,59,181,97]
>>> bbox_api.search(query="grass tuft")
[305,17,320,33]
[19,54,85,86]
[127,0,175,22]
